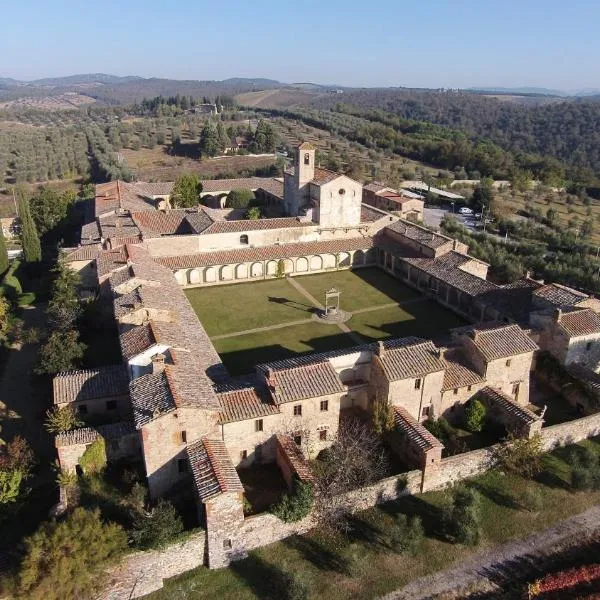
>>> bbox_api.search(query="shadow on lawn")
[283,534,350,574]
[267,296,318,315]
[468,481,522,511]
[380,495,450,542]
[230,554,292,600]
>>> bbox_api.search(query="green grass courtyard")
[185,268,466,375]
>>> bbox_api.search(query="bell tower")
[297,141,315,185]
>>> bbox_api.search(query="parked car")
[459,207,474,215]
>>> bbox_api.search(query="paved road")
[382,505,600,600]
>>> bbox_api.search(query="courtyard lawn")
[185,279,316,337]
[294,267,421,312]
[348,300,466,342]
[214,321,357,374]
[148,439,600,600]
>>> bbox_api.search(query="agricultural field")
[236,88,325,109]
[185,268,465,375]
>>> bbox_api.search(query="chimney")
[376,340,385,356]
[554,308,562,323]
[151,353,166,374]
[471,329,479,342]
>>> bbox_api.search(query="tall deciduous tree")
[35,330,86,375]
[199,123,219,157]
[170,174,203,208]
[17,189,41,263]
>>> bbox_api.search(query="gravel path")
[382,505,600,600]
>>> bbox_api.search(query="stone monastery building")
[57,142,600,567]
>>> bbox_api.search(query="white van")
[458,207,474,215]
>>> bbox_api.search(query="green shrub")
[130,499,184,549]
[390,514,424,555]
[44,405,83,433]
[18,507,127,600]
[226,188,255,208]
[270,479,314,523]
[79,439,107,475]
[519,487,544,512]
[464,398,486,433]
[495,433,544,479]
[446,487,481,545]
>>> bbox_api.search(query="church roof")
[311,167,343,186]
[298,141,315,150]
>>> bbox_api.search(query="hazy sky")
[2,0,599,90]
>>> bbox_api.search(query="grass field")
[148,439,600,600]
[185,268,466,374]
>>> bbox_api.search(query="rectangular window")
[240,450,247,460]
[180,430,187,444]
[587,341,593,351]
[512,382,521,398]
[106,400,117,411]
[293,404,302,416]
[320,400,329,412]
[177,458,187,473]
[293,434,302,446]
[255,419,263,432]
[319,429,327,441]
[223,539,232,550]
[414,378,422,390]
[467,385,472,392]
[453,388,458,395]
[421,406,430,417]
[506,359,512,367]
[78,404,88,415]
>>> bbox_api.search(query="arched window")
[240,234,249,245]
[304,152,310,165]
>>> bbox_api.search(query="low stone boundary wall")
[99,410,600,598]
[98,530,206,600]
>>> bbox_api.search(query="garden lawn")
[214,322,356,374]
[185,279,315,337]
[349,300,466,342]
[294,267,421,312]
[147,438,600,600]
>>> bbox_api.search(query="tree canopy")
[171,173,203,208]
[225,188,255,209]
[16,189,41,263]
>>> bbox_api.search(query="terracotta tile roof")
[377,337,446,381]
[131,208,213,237]
[298,141,315,150]
[97,246,129,277]
[94,181,162,217]
[533,283,589,308]
[393,406,443,451]
[557,309,600,337]
[155,236,374,270]
[262,360,345,405]
[466,324,538,361]
[387,220,453,250]
[187,437,243,502]
[119,323,156,361]
[566,363,600,396]
[217,386,279,423]
[202,216,307,235]
[442,348,485,391]
[130,370,176,428]
[133,182,173,196]
[311,167,341,186]
[62,245,102,262]
[361,204,389,222]
[200,177,283,199]
[275,434,315,483]
[53,365,129,405]
[478,386,540,425]
[55,421,135,447]
[81,220,101,242]
[109,266,135,290]
[364,182,388,193]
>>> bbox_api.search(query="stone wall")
[98,530,206,600]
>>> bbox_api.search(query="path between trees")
[381,505,600,600]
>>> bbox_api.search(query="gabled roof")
[53,365,129,404]
[465,324,538,361]
[557,308,600,337]
[376,337,446,381]
[442,348,485,391]
[261,360,345,405]
[393,406,443,451]
[202,216,307,235]
[477,386,540,425]
[131,209,213,238]
[275,434,315,483]
[298,141,315,150]
[63,245,102,262]
[200,177,283,198]
[187,438,243,502]
[130,369,176,428]
[55,421,135,447]
[217,386,279,424]
[311,167,342,186]
[387,220,453,250]
[533,283,589,308]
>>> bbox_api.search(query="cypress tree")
[0,225,8,276]
[17,189,41,263]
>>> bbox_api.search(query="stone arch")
[365,248,377,264]
[338,252,351,267]
[283,259,294,274]
[220,265,233,281]
[352,250,365,266]
[310,255,323,271]
[204,267,216,283]
[323,253,336,269]
[266,260,278,276]
[251,262,263,278]
[296,257,309,273]
[174,270,187,285]
[235,263,248,279]
[189,268,202,285]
